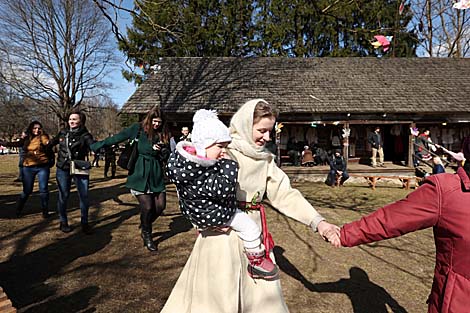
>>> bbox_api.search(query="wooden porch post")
[408,122,415,167]
[276,124,281,167]
[343,122,350,164]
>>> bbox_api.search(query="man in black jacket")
[368,126,385,168]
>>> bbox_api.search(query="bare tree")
[412,0,470,57]
[83,95,122,140]
[0,0,118,125]
[0,94,31,141]
[91,0,181,81]
[92,0,180,48]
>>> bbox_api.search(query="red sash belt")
[238,201,275,262]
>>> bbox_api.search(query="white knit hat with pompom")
[192,109,231,157]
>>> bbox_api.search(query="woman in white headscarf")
[161,99,340,313]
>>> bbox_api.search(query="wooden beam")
[408,122,415,168]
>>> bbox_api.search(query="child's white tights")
[226,209,262,251]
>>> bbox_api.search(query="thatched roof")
[121,57,470,117]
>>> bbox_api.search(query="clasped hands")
[317,221,341,248]
[209,221,343,248]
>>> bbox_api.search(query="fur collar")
[175,141,217,167]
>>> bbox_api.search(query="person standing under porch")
[368,126,385,167]
[179,126,191,142]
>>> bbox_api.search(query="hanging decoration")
[371,35,393,52]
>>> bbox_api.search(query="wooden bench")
[349,174,418,190]
[0,287,16,313]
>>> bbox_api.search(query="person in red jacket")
[340,160,470,313]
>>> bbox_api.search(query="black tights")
[136,192,166,232]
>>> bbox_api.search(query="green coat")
[91,123,166,193]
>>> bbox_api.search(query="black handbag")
[70,159,92,175]
[65,134,91,175]
[117,126,141,171]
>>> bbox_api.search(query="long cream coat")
[160,99,324,313]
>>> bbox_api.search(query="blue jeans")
[21,165,50,210]
[56,167,89,224]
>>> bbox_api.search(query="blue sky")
[106,67,136,108]
[106,58,136,108]
[105,0,137,108]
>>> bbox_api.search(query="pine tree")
[120,0,418,83]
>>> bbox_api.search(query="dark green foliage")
[120,0,418,83]
[254,0,417,57]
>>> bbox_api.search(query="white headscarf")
[228,99,273,160]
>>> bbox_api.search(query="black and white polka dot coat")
[167,141,238,228]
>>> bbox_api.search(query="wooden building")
[121,57,470,167]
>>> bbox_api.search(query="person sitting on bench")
[301,145,315,166]
[325,150,349,186]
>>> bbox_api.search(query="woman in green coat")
[91,107,171,251]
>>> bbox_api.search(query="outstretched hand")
[317,221,341,248]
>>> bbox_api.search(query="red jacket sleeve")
[340,178,441,247]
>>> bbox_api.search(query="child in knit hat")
[167,109,279,280]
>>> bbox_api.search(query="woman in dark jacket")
[49,111,94,234]
[2,121,52,218]
[91,107,170,251]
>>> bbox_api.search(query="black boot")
[42,209,50,218]
[59,222,72,233]
[141,230,157,252]
[40,192,49,218]
[140,207,157,251]
[16,197,26,218]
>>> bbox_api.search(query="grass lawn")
[0,154,434,312]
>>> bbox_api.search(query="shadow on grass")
[0,185,138,311]
[22,286,99,313]
[0,177,192,311]
[153,214,192,249]
[0,180,139,312]
[274,246,407,313]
